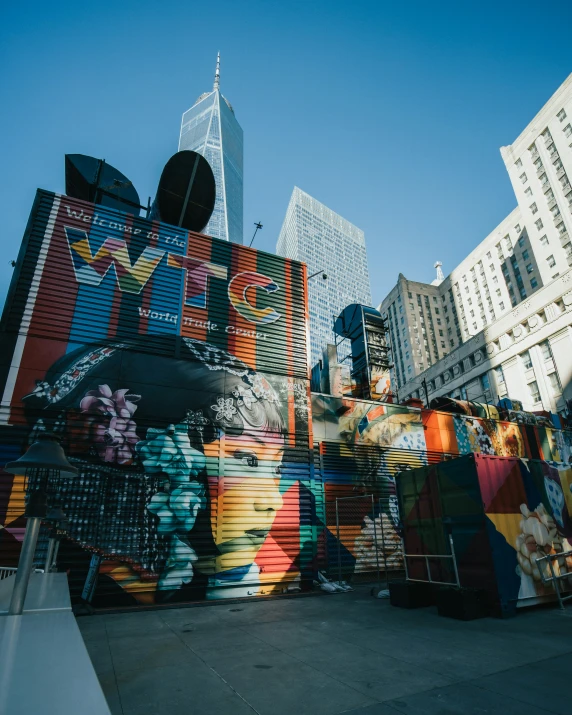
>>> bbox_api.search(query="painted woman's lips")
[245,529,269,540]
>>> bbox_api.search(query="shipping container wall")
[396,454,572,614]
[311,393,572,588]
[0,190,316,606]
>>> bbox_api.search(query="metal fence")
[329,494,404,589]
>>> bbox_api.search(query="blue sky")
[1,0,571,309]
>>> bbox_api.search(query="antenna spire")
[213,52,220,91]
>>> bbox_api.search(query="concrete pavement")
[77,586,572,715]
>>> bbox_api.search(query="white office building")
[400,270,572,416]
[381,73,572,398]
[276,187,372,364]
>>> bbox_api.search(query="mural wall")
[397,455,572,614]
[0,191,314,606]
[312,393,572,605]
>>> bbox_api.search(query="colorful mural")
[312,394,572,594]
[0,191,314,606]
[396,455,572,614]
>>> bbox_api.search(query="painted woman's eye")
[234,450,258,468]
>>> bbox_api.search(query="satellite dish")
[65,154,141,214]
[150,151,216,233]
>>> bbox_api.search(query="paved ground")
[78,586,572,715]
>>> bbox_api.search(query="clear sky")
[1,0,571,311]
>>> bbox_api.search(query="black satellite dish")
[65,154,142,214]
[150,150,216,233]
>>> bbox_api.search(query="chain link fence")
[327,494,404,589]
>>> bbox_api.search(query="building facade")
[178,54,243,243]
[381,74,572,395]
[501,75,572,285]
[399,269,572,416]
[276,187,372,364]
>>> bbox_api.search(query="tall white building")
[381,74,572,396]
[178,54,243,243]
[276,187,372,363]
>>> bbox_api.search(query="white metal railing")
[402,534,461,588]
[0,566,44,581]
[536,550,572,610]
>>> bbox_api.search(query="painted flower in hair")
[79,385,140,464]
[157,535,198,591]
[211,397,237,423]
[247,374,278,403]
[147,483,206,534]
[136,423,206,485]
[232,385,255,410]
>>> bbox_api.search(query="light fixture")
[4,433,77,615]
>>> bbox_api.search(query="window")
[530,202,538,214]
[520,173,528,184]
[515,224,521,234]
[468,298,472,305]
[540,340,553,361]
[540,235,549,246]
[531,277,538,288]
[547,255,556,268]
[473,322,478,331]
[524,187,533,197]
[521,350,533,369]
[405,352,409,360]
[548,372,562,395]
[408,292,412,298]
[557,108,567,122]
[522,249,529,260]
[529,380,541,404]
[535,218,544,230]
[518,237,525,248]
[499,301,505,310]
[486,251,492,260]
[495,366,505,384]
[564,124,572,138]
[515,158,522,168]
[496,288,501,296]
[492,276,498,284]
[439,329,443,336]
[481,373,491,392]
[470,310,475,317]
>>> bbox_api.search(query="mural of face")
[208,429,284,574]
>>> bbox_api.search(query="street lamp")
[308,269,328,281]
[4,433,77,615]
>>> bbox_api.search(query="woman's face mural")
[21,338,299,603]
[212,429,284,573]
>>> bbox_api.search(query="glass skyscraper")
[178,54,243,243]
[277,187,372,364]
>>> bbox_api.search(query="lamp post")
[4,433,77,615]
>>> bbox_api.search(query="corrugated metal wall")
[397,454,572,615]
[0,190,315,606]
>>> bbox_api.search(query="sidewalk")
[78,586,572,715]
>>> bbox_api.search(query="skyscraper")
[277,187,372,364]
[178,54,243,243]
